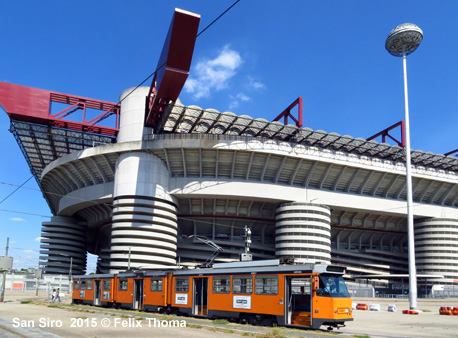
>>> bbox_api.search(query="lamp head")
[386,23,423,57]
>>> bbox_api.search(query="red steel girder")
[273,97,303,128]
[367,120,405,148]
[444,149,458,157]
[145,8,201,129]
[0,82,120,136]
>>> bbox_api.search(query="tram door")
[133,279,144,310]
[94,280,101,306]
[285,276,312,327]
[193,277,208,316]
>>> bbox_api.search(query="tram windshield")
[316,275,350,298]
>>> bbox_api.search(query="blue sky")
[1,0,458,271]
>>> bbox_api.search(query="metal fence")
[3,273,458,299]
[346,282,376,297]
[0,273,71,294]
[432,285,458,298]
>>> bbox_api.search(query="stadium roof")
[159,100,458,172]
[8,97,458,191]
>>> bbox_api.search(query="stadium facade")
[32,86,458,285]
[2,9,458,286]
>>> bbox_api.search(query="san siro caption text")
[12,317,187,328]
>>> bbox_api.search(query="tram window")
[151,278,163,292]
[213,277,230,293]
[291,279,311,295]
[255,275,278,295]
[119,279,128,291]
[103,279,111,291]
[102,291,110,300]
[81,280,86,290]
[87,280,93,290]
[74,280,80,290]
[175,278,189,292]
[316,276,350,298]
[233,276,253,294]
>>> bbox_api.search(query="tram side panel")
[209,274,284,322]
[72,276,116,306]
[72,278,95,305]
[100,277,116,306]
[171,276,193,315]
[143,275,168,312]
[115,276,135,309]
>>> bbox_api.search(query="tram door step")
[291,312,311,326]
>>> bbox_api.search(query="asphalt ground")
[0,292,457,338]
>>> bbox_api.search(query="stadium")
[1,9,458,292]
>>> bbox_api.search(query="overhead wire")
[0,176,33,205]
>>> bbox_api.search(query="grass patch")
[221,329,235,334]
[206,327,235,334]
[354,335,371,338]
[163,315,177,321]
[47,304,61,308]
[188,324,203,329]
[256,327,287,338]
[20,300,33,304]
[212,319,229,324]
[420,309,431,312]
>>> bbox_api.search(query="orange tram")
[72,259,353,330]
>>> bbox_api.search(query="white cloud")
[23,249,37,254]
[247,76,265,90]
[229,93,251,109]
[185,45,242,99]
[34,237,43,242]
[10,217,26,222]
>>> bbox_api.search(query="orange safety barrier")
[356,303,368,310]
[439,306,457,315]
[402,310,419,315]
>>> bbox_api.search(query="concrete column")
[109,151,177,273]
[415,218,458,284]
[40,216,87,275]
[117,87,152,143]
[275,202,331,264]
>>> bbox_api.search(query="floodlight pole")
[402,48,417,310]
[385,23,423,310]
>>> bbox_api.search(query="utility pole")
[240,226,252,261]
[127,247,131,270]
[1,237,10,302]
[244,225,251,254]
[68,257,72,295]
[35,260,40,297]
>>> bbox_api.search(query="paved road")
[1,293,457,338]
[0,293,336,338]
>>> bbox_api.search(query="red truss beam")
[145,8,201,129]
[366,120,405,148]
[273,97,303,128]
[444,149,458,157]
[0,82,120,136]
